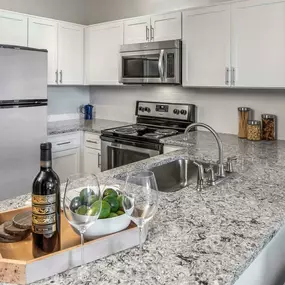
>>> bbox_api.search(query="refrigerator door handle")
[0,99,48,109]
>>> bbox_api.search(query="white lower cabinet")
[53,148,80,182]
[83,132,101,174]
[48,132,81,182]
[84,147,101,174]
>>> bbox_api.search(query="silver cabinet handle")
[57,141,71,146]
[225,67,230,86]
[150,25,154,41]
[55,70,58,84]
[158,49,165,80]
[86,140,98,144]
[146,26,150,41]
[59,70,63,84]
[232,67,236,86]
[98,153,101,168]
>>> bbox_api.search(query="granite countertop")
[48,118,130,136]
[1,132,285,285]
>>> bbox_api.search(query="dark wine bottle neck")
[40,148,52,169]
[40,160,52,169]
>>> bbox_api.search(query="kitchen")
[0,0,285,284]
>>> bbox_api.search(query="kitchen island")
[1,131,285,285]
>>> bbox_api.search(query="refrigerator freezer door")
[0,106,47,200]
[0,47,47,101]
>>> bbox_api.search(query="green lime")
[76,205,88,215]
[99,200,111,219]
[116,210,125,216]
[70,196,82,213]
[103,196,119,213]
[87,200,101,216]
[103,188,118,198]
[109,213,118,218]
[117,195,123,210]
[80,188,95,205]
[86,195,97,206]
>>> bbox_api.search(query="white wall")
[90,86,285,139]
[48,87,90,115]
[87,0,228,24]
[0,0,91,24]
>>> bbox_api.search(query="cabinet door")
[151,12,181,41]
[28,17,58,85]
[84,147,101,174]
[124,16,150,44]
[86,22,123,85]
[53,148,80,183]
[231,0,285,88]
[0,10,27,46]
[58,22,84,85]
[183,5,231,87]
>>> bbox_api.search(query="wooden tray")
[0,207,141,284]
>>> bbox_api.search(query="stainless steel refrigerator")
[0,45,48,200]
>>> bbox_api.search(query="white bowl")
[70,185,131,239]
[72,213,131,240]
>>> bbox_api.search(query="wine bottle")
[32,142,61,258]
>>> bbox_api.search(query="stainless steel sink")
[149,159,213,193]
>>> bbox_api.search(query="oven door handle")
[158,49,165,81]
[109,143,159,155]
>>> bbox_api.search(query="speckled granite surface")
[48,118,130,135]
[1,131,285,285]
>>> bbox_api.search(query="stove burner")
[114,127,138,135]
[143,133,164,139]
[155,129,178,136]
[132,125,147,131]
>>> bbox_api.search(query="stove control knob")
[180,110,187,115]
[173,109,179,115]
[145,107,151,113]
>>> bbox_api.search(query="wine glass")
[123,170,159,262]
[63,173,102,264]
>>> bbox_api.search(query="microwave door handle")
[158,49,165,81]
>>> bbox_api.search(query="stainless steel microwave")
[119,40,182,85]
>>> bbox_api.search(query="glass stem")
[138,225,144,263]
[80,231,84,265]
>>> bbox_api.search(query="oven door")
[101,138,161,171]
[119,49,181,84]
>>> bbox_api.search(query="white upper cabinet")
[124,12,182,44]
[231,0,285,88]
[0,10,27,46]
[151,12,181,42]
[86,21,123,85]
[124,16,150,44]
[58,22,84,85]
[28,17,58,85]
[183,5,231,87]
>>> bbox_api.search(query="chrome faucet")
[184,123,225,178]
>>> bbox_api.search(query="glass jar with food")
[247,120,261,141]
[262,114,276,141]
[238,107,251,139]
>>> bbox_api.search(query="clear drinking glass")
[123,171,159,262]
[63,173,102,264]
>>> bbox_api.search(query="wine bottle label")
[32,194,57,237]
[32,194,56,205]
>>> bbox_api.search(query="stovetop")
[101,101,196,144]
[101,124,181,143]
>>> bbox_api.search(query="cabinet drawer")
[84,132,101,150]
[49,132,80,153]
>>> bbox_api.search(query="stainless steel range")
[100,101,196,171]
